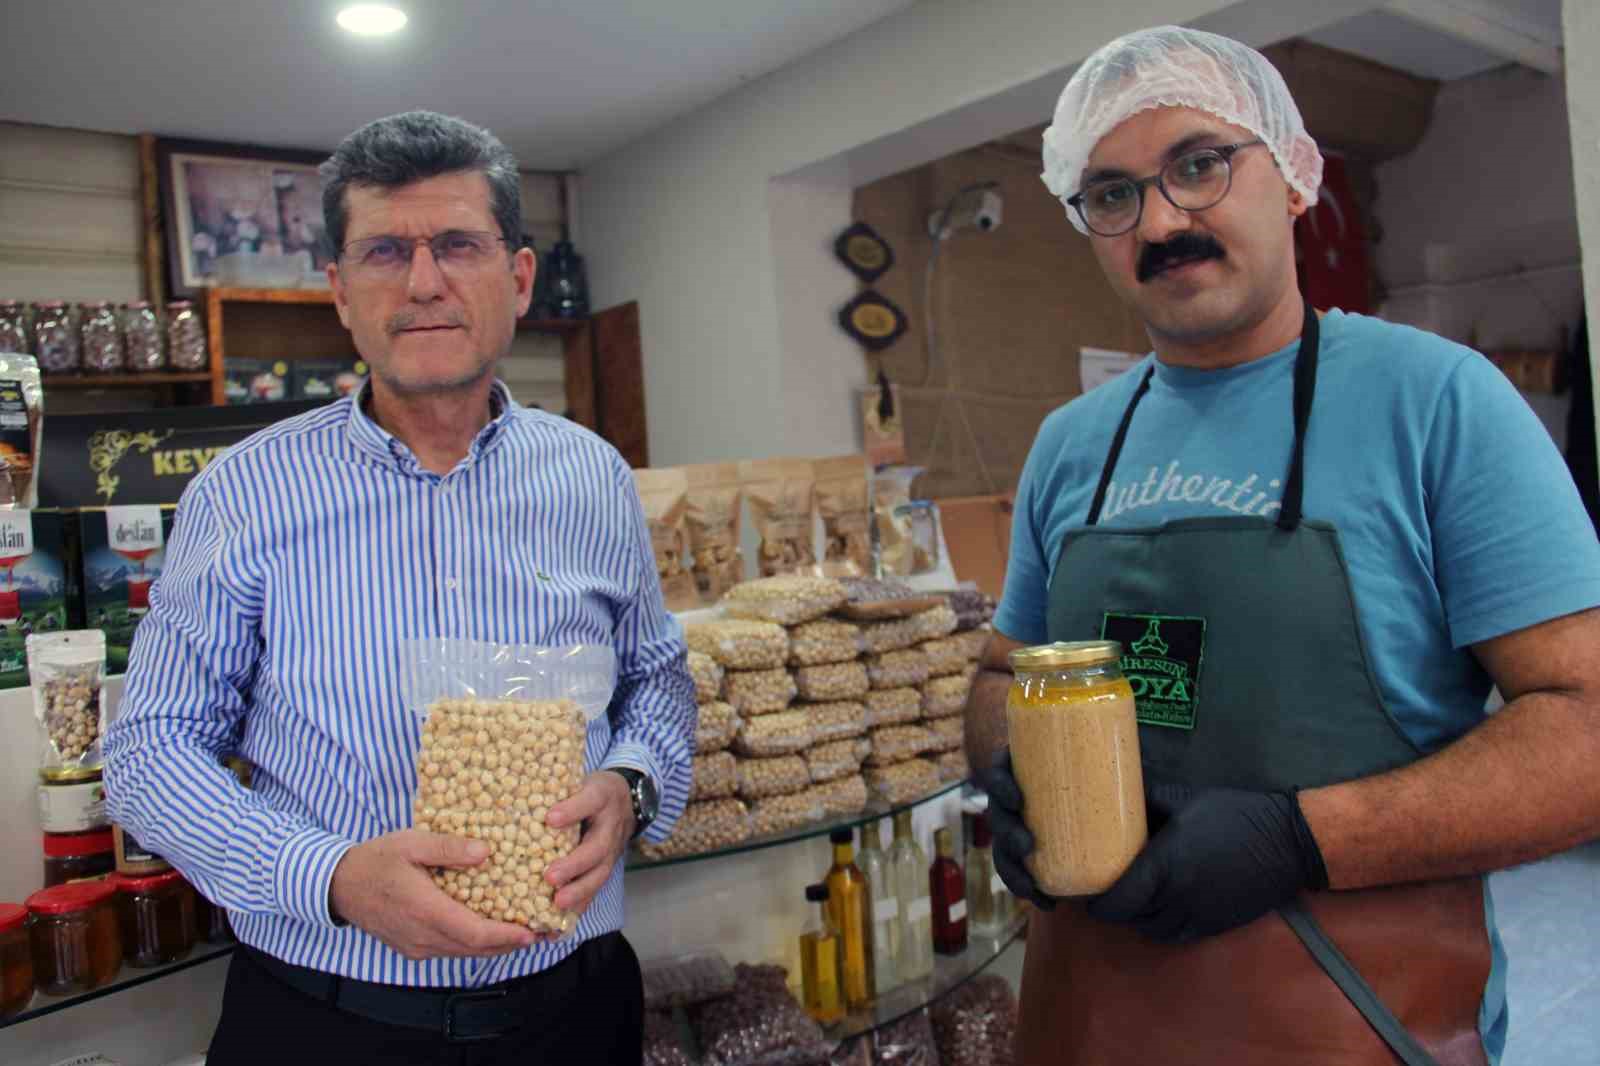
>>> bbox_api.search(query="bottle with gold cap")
[1006,640,1146,897]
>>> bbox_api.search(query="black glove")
[1085,779,1330,943]
[974,752,1056,910]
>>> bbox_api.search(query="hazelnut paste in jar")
[1006,641,1146,897]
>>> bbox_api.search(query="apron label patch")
[1100,613,1206,730]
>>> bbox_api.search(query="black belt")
[244,933,617,1042]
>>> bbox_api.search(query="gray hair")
[319,111,522,256]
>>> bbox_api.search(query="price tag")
[949,899,968,923]
[874,898,899,923]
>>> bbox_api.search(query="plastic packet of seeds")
[399,639,617,938]
[27,630,106,773]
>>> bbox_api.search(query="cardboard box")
[291,358,353,403]
[934,494,1014,600]
[223,358,290,405]
[77,505,175,675]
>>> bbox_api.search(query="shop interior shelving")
[1,778,983,1033]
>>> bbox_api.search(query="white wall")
[1567,0,1600,474]
[1374,66,1583,447]
[578,0,1379,467]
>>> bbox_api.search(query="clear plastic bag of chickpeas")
[28,630,107,774]
[400,639,616,938]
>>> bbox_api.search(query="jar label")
[873,898,899,923]
[906,896,932,922]
[121,829,164,864]
[38,780,108,832]
[1100,612,1207,731]
[949,899,968,923]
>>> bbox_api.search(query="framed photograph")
[156,137,332,298]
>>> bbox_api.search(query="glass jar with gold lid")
[1005,640,1146,897]
[37,765,108,835]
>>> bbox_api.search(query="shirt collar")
[345,379,517,474]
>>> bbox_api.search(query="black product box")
[0,509,71,689]
[36,400,323,675]
[290,358,358,402]
[223,358,290,405]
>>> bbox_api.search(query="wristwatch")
[610,767,659,840]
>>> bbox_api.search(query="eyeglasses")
[1067,141,1266,237]
[339,229,509,279]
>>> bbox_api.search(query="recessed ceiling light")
[337,4,407,36]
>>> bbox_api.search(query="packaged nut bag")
[813,454,872,578]
[683,462,744,604]
[0,353,44,510]
[872,466,923,578]
[739,457,816,577]
[634,467,701,612]
[27,630,106,772]
[401,638,616,937]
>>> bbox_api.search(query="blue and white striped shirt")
[103,382,695,986]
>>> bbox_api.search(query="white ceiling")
[0,0,914,169]
[1305,0,1562,79]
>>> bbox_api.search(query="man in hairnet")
[966,25,1600,1066]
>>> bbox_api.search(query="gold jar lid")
[1008,640,1122,671]
[39,764,104,785]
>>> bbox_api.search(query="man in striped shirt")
[104,111,695,1064]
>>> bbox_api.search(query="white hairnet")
[1041,25,1323,235]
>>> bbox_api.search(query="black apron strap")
[1278,901,1444,1066]
[1086,366,1154,526]
[1277,300,1319,531]
[1085,300,1321,530]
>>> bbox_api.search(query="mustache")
[1137,234,1225,283]
[387,309,465,333]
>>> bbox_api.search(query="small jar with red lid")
[25,882,121,995]
[42,828,116,887]
[108,871,195,968]
[0,903,33,1019]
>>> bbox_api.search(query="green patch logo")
[1101,613,1207,730]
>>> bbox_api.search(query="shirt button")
[446,578,458,591]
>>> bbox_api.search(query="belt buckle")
[443,987,511,1043]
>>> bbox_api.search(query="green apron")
[1017,304,1491,1066]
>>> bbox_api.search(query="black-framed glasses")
[1067,140,1266,237]
[340,229,510,278]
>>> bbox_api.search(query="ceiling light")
[337,5,407,36]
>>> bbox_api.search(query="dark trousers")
[207,934,644,1065]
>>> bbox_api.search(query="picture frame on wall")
[156,137,332,299]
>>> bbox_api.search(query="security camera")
[973,189,1003,232]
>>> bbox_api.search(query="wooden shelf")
[518,316,586,334]
[45,372,213,389]
[207,286,334,306]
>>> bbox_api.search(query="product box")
[75,505,176,675]
[290,358,358,402]
[0,509,71,689]
[223,358,290,405]
[35,400,323,678]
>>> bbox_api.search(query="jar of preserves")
[109,871,195,968]
[1006,640,1147,897]
[30,301,78,373]
[191,886,234,944]
[112,823,170,877]
[42,828,115,887]
[38,766,108,834]
[0,903,33,1019]
[79,301,124,373]
[25,881,121,995]
[0,301,28,354]
[121,301,164,371]
[164,301,206,371]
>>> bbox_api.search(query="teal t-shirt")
[995,310,1600,1062]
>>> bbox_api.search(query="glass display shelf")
[1,942,236,1029]
[823,917,1026,1045]
[626,779,964,872]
